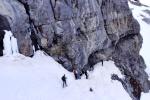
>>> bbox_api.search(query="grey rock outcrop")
[0,0,149,99]
[0,0,33,56]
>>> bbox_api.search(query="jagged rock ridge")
[0,0,149,99]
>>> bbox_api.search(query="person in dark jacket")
[101,60,104,66]
[82,69,89,79]
[61,74,67,88]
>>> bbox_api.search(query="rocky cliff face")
[0,0,149,99]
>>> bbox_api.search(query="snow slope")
[140,0,150,6]
[0,51,131,100]
[0,30,133,100]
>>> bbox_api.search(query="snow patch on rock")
[3,30,18,56]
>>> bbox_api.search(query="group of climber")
[61,60,104,88]
[61,68,89,88]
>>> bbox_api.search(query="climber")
[0,30,5,56]
[61,74,67,88]
[72,64,79,80]
[73,69,78,80]
[82,69,89,79]
[101,60,104,66]
[90,65,94,71]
